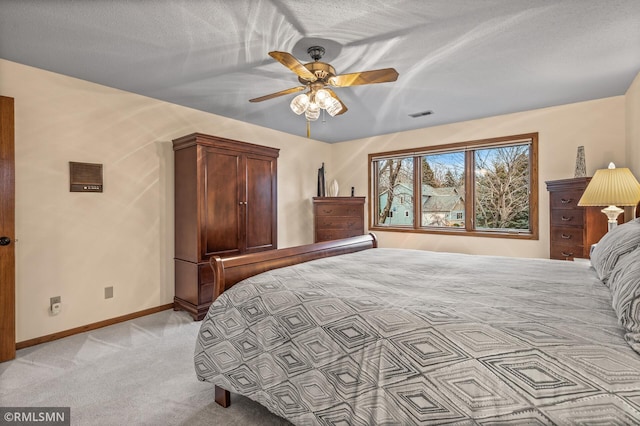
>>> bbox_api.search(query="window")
[421,151,465,228]
[369,133,538,239]
[374,157,414,227]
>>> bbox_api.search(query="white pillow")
[590,218,640,284]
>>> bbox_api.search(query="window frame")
[368,133,538,240]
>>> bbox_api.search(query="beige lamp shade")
[578,164,640,207]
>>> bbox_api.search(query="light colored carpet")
[0,310,291,425]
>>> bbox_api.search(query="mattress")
[194,248,640,424]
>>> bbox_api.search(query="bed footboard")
[210,233,377,301]
[208,233,377,408]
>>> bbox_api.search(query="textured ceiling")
[1,0,639,143]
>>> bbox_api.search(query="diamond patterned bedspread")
[194,248,640,424]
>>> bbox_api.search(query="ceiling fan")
[249,46,399,121]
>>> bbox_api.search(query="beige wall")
[627,72,640,177]
[1,57,634,342]
[0,59,331,341]
[331,96,627,258]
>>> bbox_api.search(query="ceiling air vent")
[409,110,433,118]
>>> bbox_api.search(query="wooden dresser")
[173,133,279,319]
[313,197,365,242]
[546,177,612,260]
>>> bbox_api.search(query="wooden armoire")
[173,133,279,320]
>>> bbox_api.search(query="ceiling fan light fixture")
[325,97,342,117]
[305,102,320,121]
[315,89,331,109]
[290,93,309,115]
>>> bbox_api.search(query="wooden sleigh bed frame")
[207,233,378,407]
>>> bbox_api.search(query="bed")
[194,220,640,424]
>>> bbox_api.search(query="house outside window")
[369,133,538,239]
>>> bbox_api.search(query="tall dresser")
[313,197,365,242]
[173,133,279,319]
[546,177,612,260]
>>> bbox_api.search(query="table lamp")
[578,162,640,231]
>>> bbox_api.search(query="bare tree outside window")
[475,145,530,230]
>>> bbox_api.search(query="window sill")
[369,225,538,240]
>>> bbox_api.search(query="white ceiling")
[1,1,639,143]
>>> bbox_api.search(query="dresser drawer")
[550,209,584,227]
[315,216,364,230]
[550,244,583,261]
[550,227,584,245]
[314,204,363,217]
[549,191,583,209]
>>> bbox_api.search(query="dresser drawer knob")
[561,216,573,221]
[561,234,571,239]
[560,198,572,204]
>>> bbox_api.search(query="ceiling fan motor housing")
[299,62,336,84]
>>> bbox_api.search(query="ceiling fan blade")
[329,68,399,87]
[269,51,317,82]
[249,86,306,103]
[325,88,348,115]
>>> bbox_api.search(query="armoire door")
[203,147,242,258]
[244,153,277,253]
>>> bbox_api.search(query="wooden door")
[244,153,277,253]
[0,96,15,362]
[203,147,242,258]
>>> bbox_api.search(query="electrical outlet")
[50,296,61,315]
[105,286,113,299]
